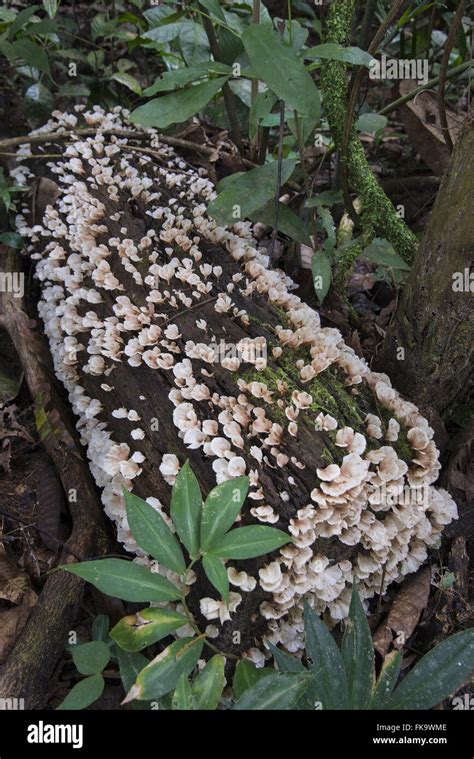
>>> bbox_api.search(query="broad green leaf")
[316,203,336,254]
[242,25,320,119]
[0,8,16,22]
[306,190,343,208]
[207,159,297,226]
[124,490,186,575]
[200,477,248,551]
[8,6,39,39]
[233,672,312,710]
[341,587,375,709]
[178,20,210,65]
[249,202,313,247]
[202,554,229,602]
[143,22,181,43]
[110,608,187,652]
[305,43,375,68]
[232,660,274,700]
[388,629,474,710]
[11,38,50,75]
[304,602,349,709]
[268,643,317,710]
[129,637,204,701]
[60,559,181,603]
[311,250,332,303]
[192,655,225,710]
[57,674,104,710]
[249,88,277,141]
[91,614,109,642]
[360,238,410,270]
[209,525,291,560]
[71,641,110,676]
[199,0,226,22]
[355,112,388,134]
[169,460,202,559]
[369,650,402,710]
[130,77,228,129]
[144,62,230,95]
[112,72,142,95]
[172,673,196,710]
[116,648,149,693]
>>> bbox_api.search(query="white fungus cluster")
[16,106,458,659]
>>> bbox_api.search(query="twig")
[438,0,466,152]
[268,100,285,264]
[378,61,473,116]
[250,0,261,161]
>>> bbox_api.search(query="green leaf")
[0,367,22,407]
[207,159,297,226]
[369,650,402,709]
[60,559,181,603]
[232,660,274,700]
[311,250,332,303]
[268,643,317,710]
[360,238,410,270]
[242,25,320,119]
[304,601,349,709]
[200,477,248,551]
[199,0,226,23]
[130,77,228,129]
[202,554,229,602]
[192,655,225,710]
[111,72,142,95]
[178,20,210,65]
[305,43,375,68]
[169,460,202,560]
[144,62,230,95]
[355,112,388,134]
[341,587,375,709]
[56,674,104,710]
[234,672,312,710]
[71,641,110,676]
[91,614,109,642]
[209,525,291,560]
[116,648,149,694]
[249,202,313,247]
[11,38,50,75]
[172,673,196,710]
[43,0,60,20]
[249,88,277,141]
[8,6,39,39]
[129,637,204,701]
[110,607,187,652]
[0,8,16,23]
[124,490,186,575]
[388,629,474,710]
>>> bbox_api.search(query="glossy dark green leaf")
[192,655,225,710]
[311,250,332,303]
[128,637,204,701]
[249,202,313,247]
[60,559,181,603]
[304,601,349,709]
[369,650,402,709]
[233,672,312,710]
[200,477,248,551]
[124,490,186,575]
[202,553,229,602]
[341,587,375,709]
[305,43,374,68]
[11,38,50,74]
[210,525,291,560]
[130,77,228,129]
[232,660,274,700]
[360,238,410,270]
[169,460,202,559]
[91,614,109,642]
[172,673,196,710]
[56,674,104,711]
[71,641,110,676]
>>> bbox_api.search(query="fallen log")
[13,106,457,661]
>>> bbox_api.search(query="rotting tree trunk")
[378,116,474,416]
[12,110,457,663]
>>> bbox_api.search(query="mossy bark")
[377,117,474,415]
[320,0,418,264]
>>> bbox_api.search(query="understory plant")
[58,463,474,711]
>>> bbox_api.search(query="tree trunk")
[13,110,457,660]
[377,116,474,416]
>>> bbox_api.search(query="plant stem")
[438,0,466,152]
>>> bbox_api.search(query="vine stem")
[438,0,466,152]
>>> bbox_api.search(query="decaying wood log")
[12,107,458,661]
[0,249,112,708]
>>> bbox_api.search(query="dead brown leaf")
[373,566,431,657]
